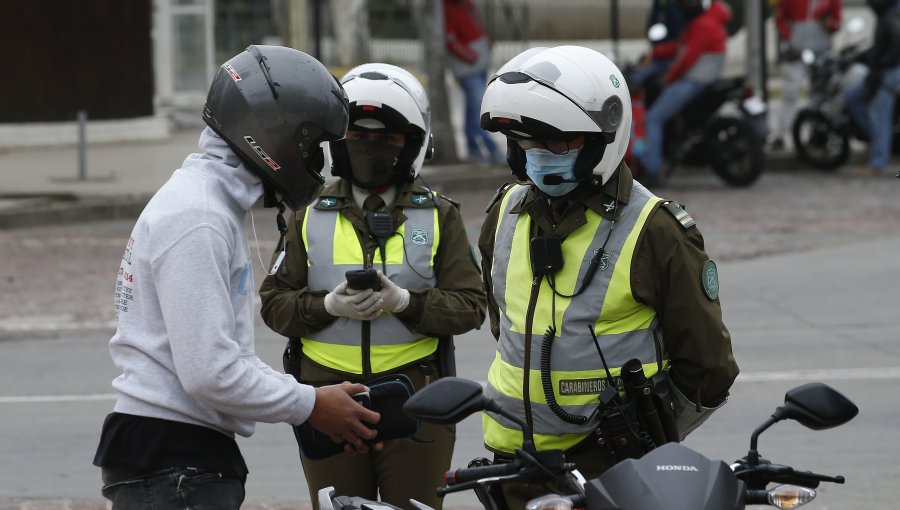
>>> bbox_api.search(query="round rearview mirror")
[648,23,668,43]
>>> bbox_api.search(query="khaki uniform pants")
[295,358,455,510]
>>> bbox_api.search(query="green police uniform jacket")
[260,179,487,378]
[478,165,739,454]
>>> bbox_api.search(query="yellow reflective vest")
[483,184,669,453]
[300,203,439,375]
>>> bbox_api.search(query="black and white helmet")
[330,63,433,184]
[480,46,631,184]
[203,45,349,211]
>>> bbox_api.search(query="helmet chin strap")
[249,198,289,276]
[262,185,280,208]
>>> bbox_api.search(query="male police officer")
[478,46,739,508]
[259,63,486,510]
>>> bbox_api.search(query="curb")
[0,194,153,230]
[0,152,823,230]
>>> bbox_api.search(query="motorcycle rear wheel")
[708,117,764,187]
[791,108,849,171]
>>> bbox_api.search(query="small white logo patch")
[656,465,699,472]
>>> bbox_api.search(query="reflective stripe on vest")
[483,183,668,453]
[301,204,439,374]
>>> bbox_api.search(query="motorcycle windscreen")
[583,443,744,510]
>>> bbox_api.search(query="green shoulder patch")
[663,201,696,229]
[317,197,338,208]
[410,193,434,206]
[701,260,720,300]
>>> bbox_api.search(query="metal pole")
[745,0,765,101]
[610,0,620,61]
[759,0,768,103]
[311,0,322,60]
[77,110,87,181]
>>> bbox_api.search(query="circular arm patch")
[701,260,720,300]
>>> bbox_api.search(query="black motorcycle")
[319,377,858,510]
[791,24,900,170]
[627,73,768,188]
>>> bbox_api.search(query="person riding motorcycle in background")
[258,63,486,510]
[770,0,842,151]
[478,45,739,509]
[842,0,900,176]
[629,0,686,91]
[636,0,732,187]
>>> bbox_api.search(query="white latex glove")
[377,271,410,313]
[324,281,383,321]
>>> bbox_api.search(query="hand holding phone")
[346,269,382,291]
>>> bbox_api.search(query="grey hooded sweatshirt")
[108,127,314,438]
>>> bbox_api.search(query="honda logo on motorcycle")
[656,465,699,472]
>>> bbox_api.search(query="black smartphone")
[346,268,382,291]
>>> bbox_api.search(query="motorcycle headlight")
[768,484,817,509]
[525,495,575,510]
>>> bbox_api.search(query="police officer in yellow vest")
[477,46,740,508]
[258,63,487,510]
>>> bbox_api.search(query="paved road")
[1,168,899,509]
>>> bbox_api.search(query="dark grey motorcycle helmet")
[203,45,349,211]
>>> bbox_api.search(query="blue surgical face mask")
[524,147,581,197]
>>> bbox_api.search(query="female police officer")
[477,46,739,508]
[258,63,486,510]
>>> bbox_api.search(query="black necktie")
[363,194,385,213]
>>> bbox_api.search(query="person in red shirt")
[444,0,503,166]
[771,0,842,150]
[637,0,732,186]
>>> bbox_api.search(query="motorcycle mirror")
[801,49,816,65]
[402,377,486,425]
[846,16,866,35]
[647,23,668,43]
[776,382,859,430]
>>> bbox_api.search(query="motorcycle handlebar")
[745,490,770,505]
[735,462,845,489]
[445,461,522,486]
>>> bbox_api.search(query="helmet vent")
[359,71,390,81]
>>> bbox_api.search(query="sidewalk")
[0,119,826,230]
[0,127,515,229]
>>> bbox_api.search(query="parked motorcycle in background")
[320,377,858,510]
[625,23,768,187]
[792,16,900,170]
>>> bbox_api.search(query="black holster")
[283,337,303,382]
[437,335,456,377]
[650,373,680,443]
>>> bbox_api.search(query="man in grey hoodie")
[93,46,380,509]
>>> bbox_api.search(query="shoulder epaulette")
[485,182,515,213]
[436,192,460,210]
[662,201,696,230]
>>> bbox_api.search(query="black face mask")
[346,139,404,188]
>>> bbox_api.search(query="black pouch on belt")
[293,373,420,460]
[282,337,303,382]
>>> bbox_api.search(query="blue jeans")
[628,58,673,90]
[457,72,498,159]
[101,467,245,509]
[640,78,707,176]
[843,66,900,170]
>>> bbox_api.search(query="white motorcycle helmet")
[329,63,434,186]
[480,46,632,184]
